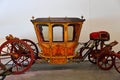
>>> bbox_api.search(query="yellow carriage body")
[31,17,85,64]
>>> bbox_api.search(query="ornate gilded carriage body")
[31,17,85,64]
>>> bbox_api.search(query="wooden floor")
[5,61,120,80]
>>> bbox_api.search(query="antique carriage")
[0,17,120,79]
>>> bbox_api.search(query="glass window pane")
[42,27,49,41]
[53,25,64,41]
[37,24,49,41]
[68,24,74,41]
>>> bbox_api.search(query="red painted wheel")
[22,39,39,59]
[88,50,100,64]
[88,53,97,64]
[114,53,120,73]
[0,39,34,74]
[97,53,114,70]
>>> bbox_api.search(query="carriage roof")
[31,17,85,23]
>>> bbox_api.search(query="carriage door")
[50,24,66,64]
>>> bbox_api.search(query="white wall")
[0,0,120,51]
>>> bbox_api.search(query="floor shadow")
[28,61,100,72]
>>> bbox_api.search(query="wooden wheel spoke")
[13,64,19,71]
[88,52,97,64]
[18,56,30,62]
[101,62,104,66]
[6,44,11,50]
[98,55,114,70]
[1,50,7,54]
[21,57,30,63]
[114,57,120,73]
[4,60,13,66]
[17,56,30,64]
[0,39,34,74]
[104,63,107,68]
[22,39,38,59]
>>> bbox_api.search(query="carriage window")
[68,24,75,41]
[37,24,49,41]
[53,24,64,42]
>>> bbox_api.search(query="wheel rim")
[0,39,34,74]
[22,39,39,59]
[88,53,97,64]
[88,50,99,64]
[97,54,114,70]
[114,56,120,73]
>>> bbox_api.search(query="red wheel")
[0,39,34,74]
[88,50,100,64]
[97,54,114,70]
[114,53,120,73]
[88,53,97,64]
[22,39,39,59]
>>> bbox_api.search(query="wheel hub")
[11,53,20,59]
